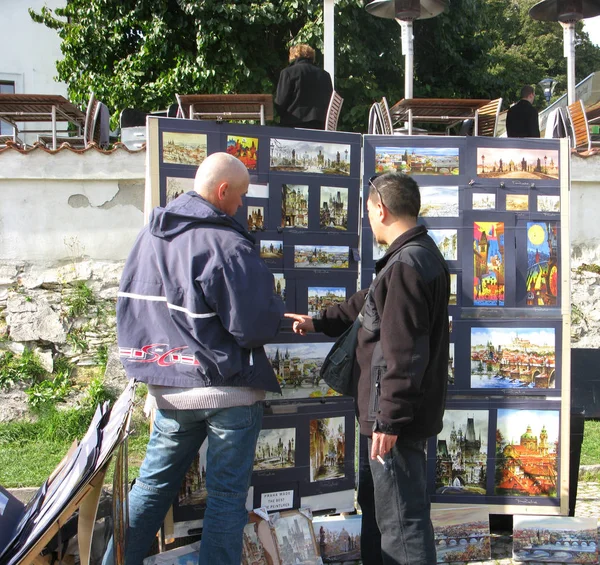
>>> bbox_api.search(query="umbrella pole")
[561,22,576,104]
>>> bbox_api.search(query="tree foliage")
[30,0,600,132]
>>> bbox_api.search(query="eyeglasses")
[368,174,386,208]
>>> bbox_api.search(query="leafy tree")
[31,0,600,132]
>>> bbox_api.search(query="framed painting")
[313,514,361,562]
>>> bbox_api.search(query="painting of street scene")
[273,273,286,301]
[495,409,559,497]
[178,440,208,508]
[226,135,258,170]
[270,138,351,176]
[320,186,349,230]
[432,507,491,563]
[310,416,346,482]
[435,410,488,495]
[308,287,346,319]
[538,195,560,213]
[473,221,505,306]
[264,342,338,399]
[472,192,496,210]
[282,184,309,228]
[526,222,559,307]
[476,148,559,180]
[471,327,556,389]
[273,511,320,565]
[373,238,389,261]
[254,427,296,471]
[448,343,455,385]
[506,194,529,212]
[247,206,265,232]
[420,186,459,217]
[260,240,283,260]
[375,147,460,175]
[162,132,207,165]
[449,274,458,305]
[313,515,361,562]
[294,246,349,269]
[513,516,598,563]
[166,176,194,203]
[242,522,268,565]
[429,229,458,261]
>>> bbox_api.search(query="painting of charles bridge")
[513,516,598,563]
[476,148,559,180]
[431,507,491,563]
[471,327,556,389]
[495,409,559,497]
[294,245,349,269]
[270,138,351,176]
[436,410,488,495]
[310,416,346,482]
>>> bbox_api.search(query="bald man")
[103,153,285,565]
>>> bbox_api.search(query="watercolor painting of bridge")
[432,507,491,563]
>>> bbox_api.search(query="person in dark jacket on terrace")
[286,172,450,565]
[275,43,333,130]
[506,85,540,138]
[102,152,285,565]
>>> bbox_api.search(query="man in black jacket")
[286,173,450,565]
[274,44,333,130]
[506,85,540,138]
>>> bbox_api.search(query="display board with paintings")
[363,135,570,516]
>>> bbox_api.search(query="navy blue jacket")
[117,192,284,392]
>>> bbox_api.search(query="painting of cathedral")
[178,439,208,507]
[273,273,286,301]
[272,511,320,565]
[254,427,296,471]
[495,409,559,497]
[282,184,309,229]
[476,148,559,180]
[241,522,269,565]
[429,230,458,261]
[226,135,258,170]
[526,222,559,307]
[432,507,491,563]
[308,287,346,319]
[472,193,496,210]
[449,274,458,306]
[313,515,361,562]
[310,416,346,482]
[166,176,194,203]
[470,327,556,389]
[435,410,488,495]
[473,221,505,306]
[448,343,455,385]
[270,138,351,176]
[320,186,349,230]
[247,206,265,232]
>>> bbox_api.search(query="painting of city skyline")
[429,229,458,261]
[495,409,559,497]
[538,195,560,213]
[166,176,194,204]
[432,507,491,563]
[476,148,559,180]
[310,416,346,482]
[294,246,349,269]
[270,138,351,176]
[506,194,529,212]
[320,186,349,230]
[247,206,265,232]
[375,147,460,176]
[471,327,556,389]
[162,132,207,165]
[313,515,361,562]
[226,135,258,170]
[273,273,286,301]
[264,342,337,399]
[260,240,283,260]
[420,186,459,217]
[272,511,320,565]
[282,184,309,229]
[513,516,598,563]
[254,427,296,471]
[435,410,488,495]
[526,222,559,307]
[473,221,505,306]
[178,439,208,508]
[308,287,346,319]
[472,192,496,210]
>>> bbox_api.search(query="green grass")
[580,420,600,466]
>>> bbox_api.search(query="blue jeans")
[102,403,263,565]
[358,436,435,565]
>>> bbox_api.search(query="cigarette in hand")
[376,455,385,466]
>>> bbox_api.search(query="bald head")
[194,152,250,216]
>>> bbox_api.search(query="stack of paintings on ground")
[363,135,567,550]
[150,118,361,530]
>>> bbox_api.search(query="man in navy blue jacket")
[102,153,285,565]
